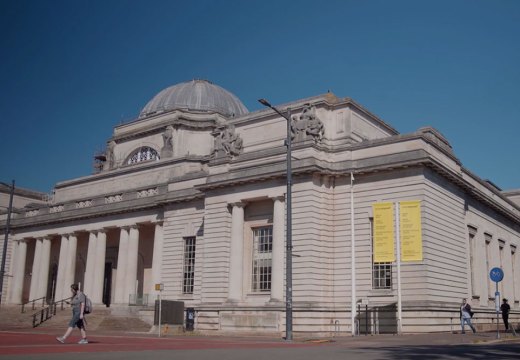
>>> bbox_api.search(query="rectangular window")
[512,245,517,302]
[371,218,392,289]
[485,233,492,299]
[251,226,272,292]
[373,263,392,289]
[183,236,196,294]
[499,240,505,294]
[468,226,477,296]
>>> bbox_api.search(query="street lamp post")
[0,180,15,307]
[258,99,293,341]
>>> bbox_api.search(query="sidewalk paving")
[4,326,520,348]
[1,329,519,359]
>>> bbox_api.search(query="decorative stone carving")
[105,194,123,203]
[105,140,116,170]
[160,125,174,158]
[75,200,93,208]
[25,209,39,217]
[137,188,158,198]
[291,103,324,143]
[212,124,243,158]
[49,205,64,213]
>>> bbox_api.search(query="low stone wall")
[188,305,520,337]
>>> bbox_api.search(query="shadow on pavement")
[357,343,520,360]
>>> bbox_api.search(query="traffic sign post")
[489,267,504,339]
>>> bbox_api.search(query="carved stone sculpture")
[291,103,324,143]
[160,125,174,158]
[105,140,116,170]
[212,124,243,157]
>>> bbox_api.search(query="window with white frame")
[370,218,392,289]
[126,146,160,165]
[373,263,392,289]
[251,226,272,292]
[183,236,196,294]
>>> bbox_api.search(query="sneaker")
[56,337,65,343]
[78,338,88,344]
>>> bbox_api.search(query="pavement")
[1,304,519,360]
[1,329,519,360]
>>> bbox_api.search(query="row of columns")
[227,196,285,303]
[9,221,164,305]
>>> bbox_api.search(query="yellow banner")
[399,201,423,262]
[373,203,395,262]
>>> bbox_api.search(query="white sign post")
[155,283,164,337]
[395,203,402,335]
[489,268,504,339]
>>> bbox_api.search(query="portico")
[9,219,163,306]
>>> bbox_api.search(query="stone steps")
[0,305,153,333]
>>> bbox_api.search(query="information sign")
[373,203,395,262]
[489,267,504,283]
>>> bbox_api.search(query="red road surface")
[0,332,321,356]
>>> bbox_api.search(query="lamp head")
[258,98,272,108]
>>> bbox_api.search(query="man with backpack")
[56,284,89,344]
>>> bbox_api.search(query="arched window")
[126,146,160,165]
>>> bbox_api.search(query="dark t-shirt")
[501,303,510,315]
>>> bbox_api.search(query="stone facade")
[1,80,519,336]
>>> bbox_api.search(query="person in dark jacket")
[460,298,476,334]
[501,298,511,331]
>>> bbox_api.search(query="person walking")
[56,284,88,344]
[501,298,511,331]
[460,298,476,334]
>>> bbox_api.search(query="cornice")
[112,111,224,142]
[6,187,203,231]
[56,155,207,189]
[237,93,399,136]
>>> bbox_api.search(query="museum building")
[1,79,519,335]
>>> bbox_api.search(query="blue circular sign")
[489,267,504,282]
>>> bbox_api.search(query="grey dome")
[139,79,248,118]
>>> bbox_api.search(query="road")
[1,331,519,360]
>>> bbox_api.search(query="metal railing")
[32,304,54,327]
[21,297,46,313]
[30,297,72,328]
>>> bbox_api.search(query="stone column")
[83,231,98,296]
[114,226,129,304]
[38,237,51,299]
[55,235,69,301]
[150,221,164,298]
[92,230,107,304]
[125,225,140,302]
[10,240,27,304]
[29,238,42,300]
[64,233,78,297]
[228,202,245,302]
[271,196,285,302]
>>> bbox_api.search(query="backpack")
[84,295,93,314]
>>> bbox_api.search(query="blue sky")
[1,0,519,193]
